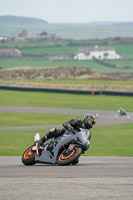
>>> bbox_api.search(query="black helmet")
[83,114,96,129]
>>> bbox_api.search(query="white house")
[74,46,121,60]
[0,36,7,41]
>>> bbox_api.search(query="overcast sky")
[0,0,133,23]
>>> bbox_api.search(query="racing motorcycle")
[22,128,91,166]
[118,107,126,116]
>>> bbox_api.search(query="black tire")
[57,146,82,166]
[72,158,79,165]
[22,145,36,165]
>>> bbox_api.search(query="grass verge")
[88,123,133,157]
[0,112,81,126]
[0,123,132,156]
[0,78,133,92]
[0,90,133,111]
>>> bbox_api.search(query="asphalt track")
[0,106,133,199]
[0,106,133,130]
[0,156,133,200]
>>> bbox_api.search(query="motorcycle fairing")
[35,129,90,164]
[35,132,77,164]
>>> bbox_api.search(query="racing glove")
[67,124,74,131]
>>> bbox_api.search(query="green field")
[89,123,133,157]
[0,40,69,48]
[19,43,133,57]
[1,40,133,74]
[0,112,80,126]
[0,90,133,111]
[20,46,77,55]
[19,43,133,59]
[0,123,133,156]
[0,89,133,156]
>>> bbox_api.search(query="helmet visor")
[88,118,96,128]
[88,120,93,128]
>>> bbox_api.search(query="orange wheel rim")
[24,146,36,159]
[59,147,78,162]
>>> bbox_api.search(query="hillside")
[0,15,48,26]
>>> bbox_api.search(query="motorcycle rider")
[37,114,96,145]
[118,107,126,116]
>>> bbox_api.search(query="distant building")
[15,30,61,42]
[38,31,48,36]
[18,30,28,38]
[0,48,21,58]
[74,45,121,60]
[0,36,8,42]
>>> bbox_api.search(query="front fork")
[36,143,39,156]
[65,144,79,153]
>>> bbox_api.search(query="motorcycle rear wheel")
[22,145,36,165]
[57,146,82,165]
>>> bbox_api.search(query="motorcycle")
[118,107,126,116]
[22,128,91,166]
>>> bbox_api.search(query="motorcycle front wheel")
[22,145,36,165]
[57,146,82,165]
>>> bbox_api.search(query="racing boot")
[37,128,56,145]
